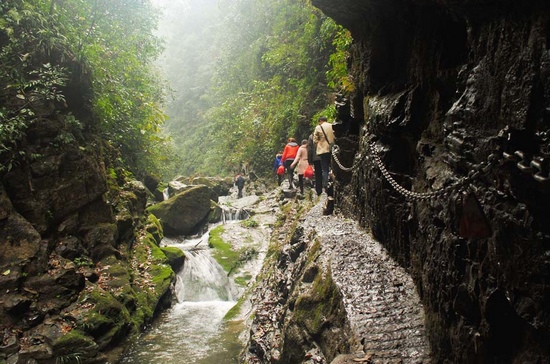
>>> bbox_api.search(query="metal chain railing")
[368,143,468,200]
[331,144,367,172]
[330,124,549,201]
[331,140,506,201]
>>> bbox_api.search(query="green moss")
[82,289,129,322]
[149,263,174,289]
[134,233,168,264]
[274,204,292,227]
[72,230,177,350]
[208,226,259,278]
[240,218,258,228]
[234,273,252,286]
[77,312,112,336]
[160,246,185,271]
[128,232,175,328]
[53,329,98,356]
[223,299,244,320]
[103,263,129,278]
[209,200,223,223]
[306,238,322,265]
[293,268,342,335]
[53,329,95,348]
[145,213,164,245]
[208,225,241,273]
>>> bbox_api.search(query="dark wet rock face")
[0,138,175,363]
[313,0,550,362]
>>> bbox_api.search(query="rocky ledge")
[242,192,431,363]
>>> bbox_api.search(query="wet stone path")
[303,197,431,363]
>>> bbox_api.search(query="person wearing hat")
[313,116,335,190]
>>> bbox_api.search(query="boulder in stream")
[147,185,213,236]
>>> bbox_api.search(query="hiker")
[307,133,323,195]
[235,174,246,198]
[290,139,309,194]
[281,137,299,189]
[273,151,284,186]
[313,116,335,191]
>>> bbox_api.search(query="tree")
[159,0,351,176]
[0,0,174,178]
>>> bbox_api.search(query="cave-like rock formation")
[312,0,550,362]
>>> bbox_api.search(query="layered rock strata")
[312,0,550,362]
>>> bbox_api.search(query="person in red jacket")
[281,137,299,189]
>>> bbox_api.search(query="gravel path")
[303,196,431,364]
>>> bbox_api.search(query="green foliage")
[1,0,350,181]
[0,0,175,179]
[325,23,354,92]
[161,0,349,177]
[73,257,93,268]
[0,0,73,172]
[240,218,259,228]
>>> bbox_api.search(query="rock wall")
[312,0,550,362]
[0,111,176,362]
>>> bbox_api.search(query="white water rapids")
[120,225,242,364]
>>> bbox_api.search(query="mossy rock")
[160,246,185,272]
[208,225,241,273]
[293,270,342,335]
[80,289,130,327]
[145,213,164,245]
[154,182,168,202]
[147,185,212,236]
[53,329,99,359]
[190,176,232,197]
[208,200,223,223]
[131,233,175,318]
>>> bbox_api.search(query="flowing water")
[120,219,244,364]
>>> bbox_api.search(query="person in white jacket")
[290,140,309,194]
[313,116,335,190]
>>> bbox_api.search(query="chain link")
[331,144,366,172]
[331,141,499,201]
[330,127,547,201]
[368,143,466,200]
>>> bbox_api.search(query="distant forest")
[0,0,351,180]
[155,0,351,177]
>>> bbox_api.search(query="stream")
[120,219,245,364]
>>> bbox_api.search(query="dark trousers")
[319,153,331,189]
[284,159,295,187]
[313,160,322,195]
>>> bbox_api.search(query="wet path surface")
[303,197,431,363]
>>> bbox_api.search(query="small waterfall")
[121,220,243,363]
[176,248,237,302]
[163,187,170,200]
[221,206,249,223]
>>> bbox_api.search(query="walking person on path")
[290,140,309,194]
[307,133,322,195]
[313,116,335,191]
[273,151,284,186]
[281,138,299,189]
[235,174,246,198]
